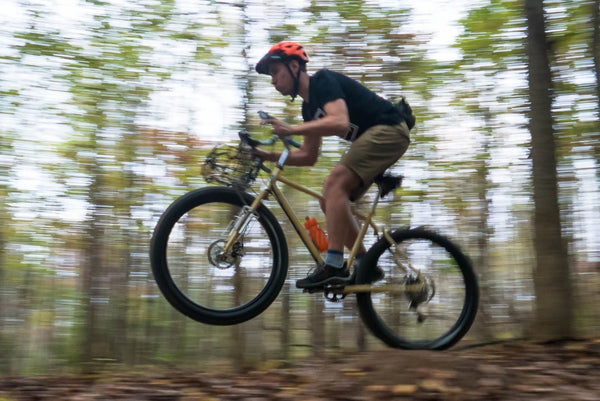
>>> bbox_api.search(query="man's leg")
[322,164,364,255]
[297,125,409,289]
[318,168,366,263]
[295,164,360,289]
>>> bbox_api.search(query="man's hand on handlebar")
[249,146,276,163]
[262,116,294,139]
[238,112,301,163]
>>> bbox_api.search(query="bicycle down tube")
[222,164,323,264]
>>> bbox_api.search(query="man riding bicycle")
[252,41,411,289]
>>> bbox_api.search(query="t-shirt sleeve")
[313,70,345,107]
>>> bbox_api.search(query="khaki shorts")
[340,122,410,201]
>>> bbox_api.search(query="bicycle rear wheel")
[150,186,288,325]
[356,227,478,350]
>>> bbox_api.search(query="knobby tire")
[150,186,288,325]
[356,227,478,350]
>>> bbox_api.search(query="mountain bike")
[150,124,479,350]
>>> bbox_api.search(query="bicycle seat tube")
[346,187,383,268]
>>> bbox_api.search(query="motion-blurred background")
[0,0,598,374]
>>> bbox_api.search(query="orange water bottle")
[304,217,329,252]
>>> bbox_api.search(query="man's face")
[268,62,294,96]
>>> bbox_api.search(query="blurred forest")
[0,0,599,376]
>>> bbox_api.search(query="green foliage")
[302,0,425,95]
[456,0,525,68]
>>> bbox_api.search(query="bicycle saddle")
[374,172,403,198]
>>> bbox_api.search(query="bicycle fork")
[210,188,270,268]
[220,199,262,259]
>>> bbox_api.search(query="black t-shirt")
[301,69,402,141]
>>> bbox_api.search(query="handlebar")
[237,111,302,169]
[238,130,301,149]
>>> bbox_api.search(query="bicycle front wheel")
[150,187,288,325]
[356,228,478,350]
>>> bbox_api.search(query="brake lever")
[284,137,301,149]
[238,130,261,148]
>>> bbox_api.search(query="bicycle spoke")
[166,202,274,310]
[151,187,288,325]
[357,228,478,349]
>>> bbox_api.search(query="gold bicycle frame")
[220,136,419,296]
[223,150,385,282]
[271,167,381,270]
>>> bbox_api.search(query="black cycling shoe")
[296,263,351,289]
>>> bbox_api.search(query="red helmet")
[255,42,309,75]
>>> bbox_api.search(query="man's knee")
[325,164,360,193]
[321,165,359,213]
[323,172,347,201]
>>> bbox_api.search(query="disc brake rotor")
[207,239,242,269]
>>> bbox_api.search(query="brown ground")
[1,339,599,400]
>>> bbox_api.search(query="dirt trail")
[1,340,599,400]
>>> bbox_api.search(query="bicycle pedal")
[302,284,344,294]
[324,292,345,302]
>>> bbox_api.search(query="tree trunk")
[525,0,574,341]
[311,298,325,356]
[82,213,103,369]
[280,286,291,360]
[0,199,5,333]
[473,157,495,341]
[230,262,246,371]
[593,0,600,167]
